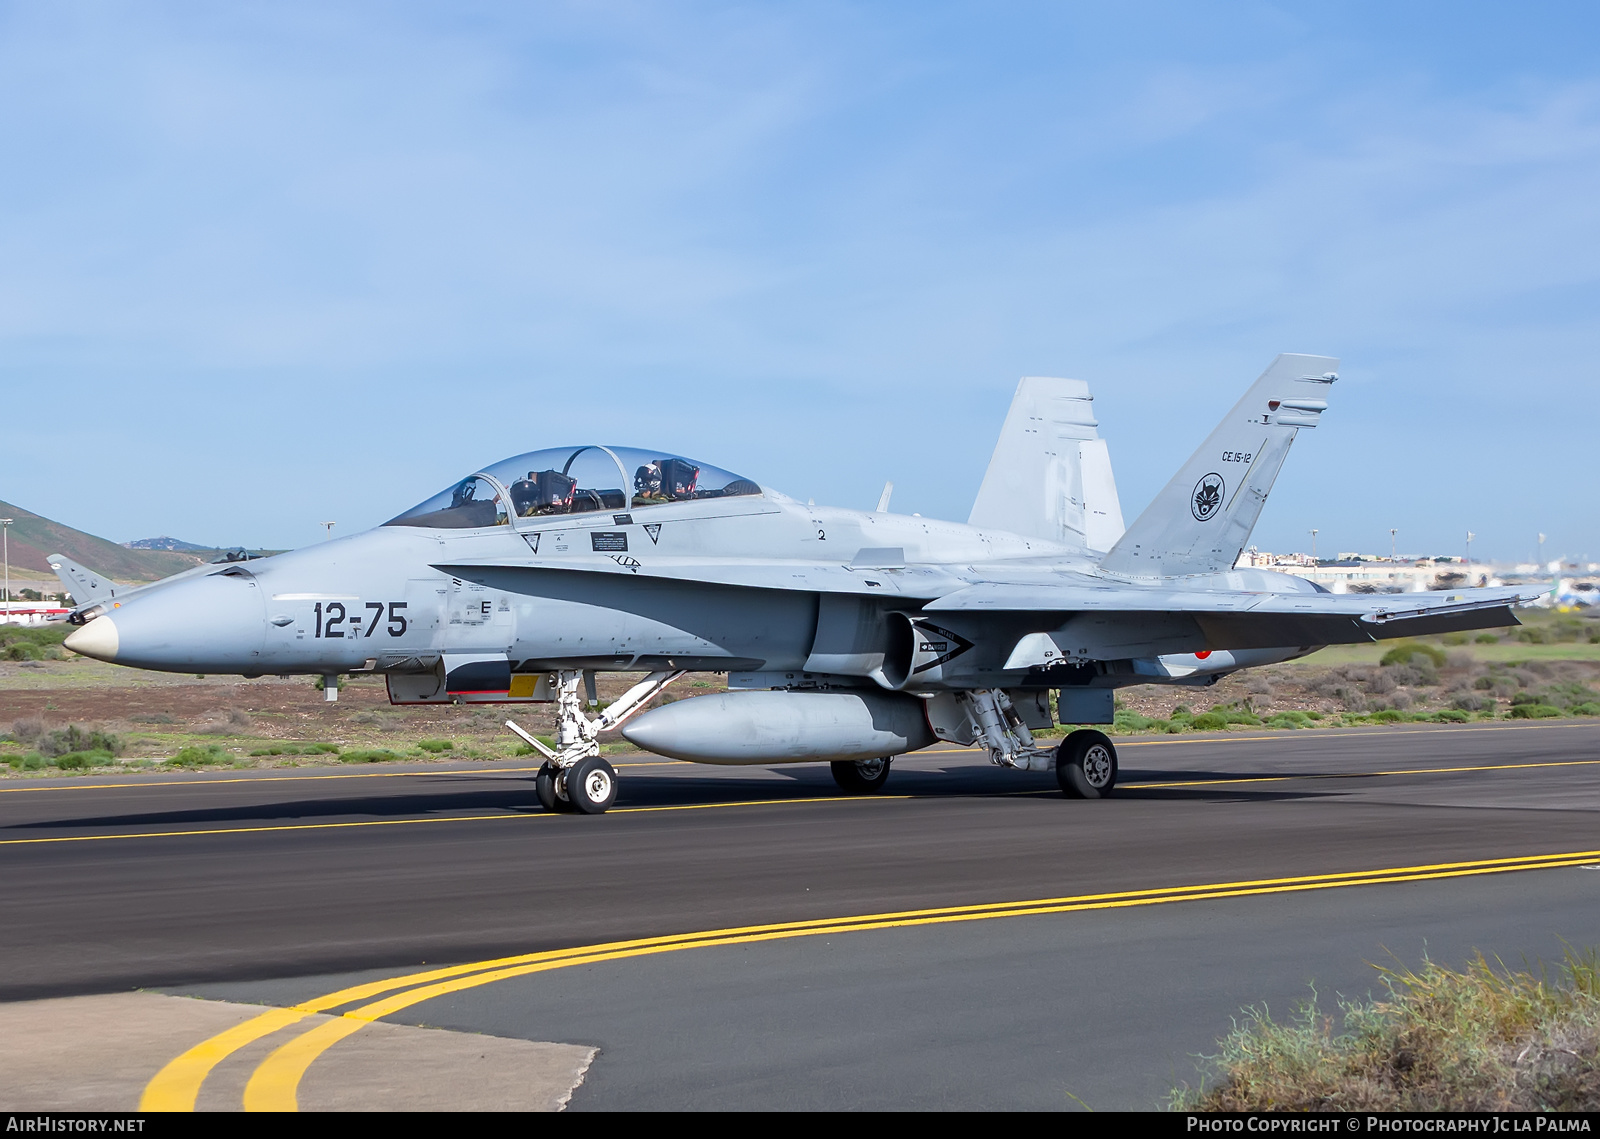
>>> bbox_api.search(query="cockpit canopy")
[386,445,762,529]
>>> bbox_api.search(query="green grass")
[167,745,228,767]
[338,748,404,763]
[1174,950,1600,1111]
[1308,641,1600,666]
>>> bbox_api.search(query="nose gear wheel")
[508,669,686,815]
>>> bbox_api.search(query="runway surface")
[4,720,1599,1109]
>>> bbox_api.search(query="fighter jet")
[59,354,1534,814]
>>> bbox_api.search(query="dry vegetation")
[1174,951,1600,1111]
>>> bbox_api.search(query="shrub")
[1431,709,1471,723]
[1380,642,1447,668]
[1369,709,1408,723]
[53,750,114,770]
[1509,704,1562,719]
[1190,712,1229,730]
[37,725,123,758]
[11,717,43,742]
[168,745,227,767]
[1569,702,1600,716]
[339,749,401,763]
[1174,950,1600,1111]
[4,753,46,770]
[1389,663,1439,688]
[1266,712,1312,730]
[1474,632,1500,644]
[1441,632,1470,646]
[1451,692,1489,712]
[416,739,455,753]
[249,742,340,756]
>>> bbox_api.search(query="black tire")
[536,762,571,812]
[566,756,618,814]
[830,756,893,793]
[1056,730,1117,799]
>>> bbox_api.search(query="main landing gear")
[1055,729,1118,798]
[955,689,1118,800]
[830,756,893,793]
[510,668,687,815]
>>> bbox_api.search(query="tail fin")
[1098,353,1338,578]
[969,377,1126,552]
[47,554,122,606]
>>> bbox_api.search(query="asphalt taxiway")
[3,720,1598,1110]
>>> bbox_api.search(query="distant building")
[1236,549,1500,594]
[0,600,71,626]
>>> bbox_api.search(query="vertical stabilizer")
[1098,353,1338,578]
[969,377,1124,551]
[47,554,122,606]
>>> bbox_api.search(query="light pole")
[321,522,336,539]
[1465,531,1474,564]
[1309,529,1318,561]
[0,519,11,621]
[1538,533,1546,571]
[1390,528,1398,561]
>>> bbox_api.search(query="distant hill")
[125,536,212,551]
[0,499,210,583]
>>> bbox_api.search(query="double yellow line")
[142,847,1600,1112]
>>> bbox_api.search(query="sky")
[1,1,1597,564]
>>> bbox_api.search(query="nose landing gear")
[510,669,686,815]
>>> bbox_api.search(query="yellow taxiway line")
[1121,756,1600,790]
[0,760,690,795]
[139,846,1600,1112]
[6,754,1599,848]
[0,792,910,847]
[7,718,1596,796]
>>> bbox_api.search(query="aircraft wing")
[927,582,1539,646]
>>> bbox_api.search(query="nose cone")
[64,616,120,662]
[68,572,268,673]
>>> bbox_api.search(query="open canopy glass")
[386,445,762,529]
